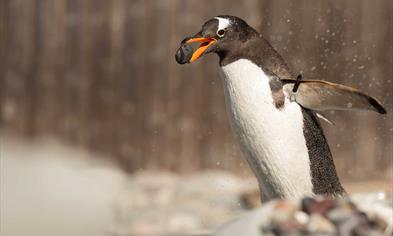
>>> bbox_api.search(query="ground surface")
[1,136,391,236]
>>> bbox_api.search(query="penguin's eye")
[217,29,225,37]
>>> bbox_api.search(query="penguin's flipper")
[282,79,386,114]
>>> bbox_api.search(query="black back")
[302,109,345,195]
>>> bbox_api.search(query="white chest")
[219,59,313,200]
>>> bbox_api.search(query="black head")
[175,15,259,64]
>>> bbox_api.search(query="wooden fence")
[1,0,392,179]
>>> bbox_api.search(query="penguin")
[175,15,386,201]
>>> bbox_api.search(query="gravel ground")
[215,193,393,236]
[1,136,392,236]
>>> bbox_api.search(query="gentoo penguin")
[175,15,386,201]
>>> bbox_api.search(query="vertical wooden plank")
[23,0,40,137]
[331,0,365,179]
[176,0,210,172]
[32,0,67,136]
[378,0,393,175]
[0,0,8,128]
[63,0,85,144]
[163,0,183,171]
[355,0,392,178]
[143,0,170,169]
[118,0,149,171]
[52,0,67,136]
[107,0,126,165]
[79,0,94,147]
[2,0,30,134]
[87,0,115,155]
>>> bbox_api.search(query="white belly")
[219,59,313,201]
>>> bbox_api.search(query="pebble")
[215,195,392,236]
[175,43,194,64]
[108,171,392,235]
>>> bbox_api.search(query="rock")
[350,192,393,234]
[241,188,263,209]
[108,170,392,235]
[307,214,336,235]
[213,194,392,236]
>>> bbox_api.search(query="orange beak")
[185,37,217,62]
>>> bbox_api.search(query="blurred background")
[1,0,392,235]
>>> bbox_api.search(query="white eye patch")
[214,17,231,32]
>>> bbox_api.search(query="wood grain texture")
[0,0,391,179]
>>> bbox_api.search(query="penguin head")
[176,15,258,64]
